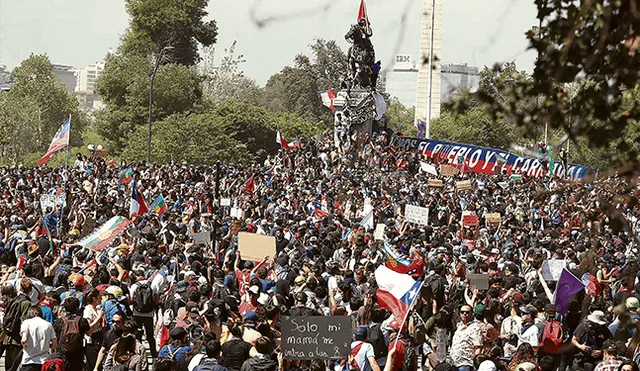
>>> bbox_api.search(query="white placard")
[404,205,429,226]
[541,260,567,281]
[374,223,386,240]
[420,162,438,176]
[220,198,231,206]
[230,207,243,219]
[40,193,66,213]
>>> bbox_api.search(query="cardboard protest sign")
[485,213,501,225]
[456,180,472,191]
[404,205,429,226]
[468,273,489,290]
[374,223,386,240]
[420,162,438,176]
[194,232,211,245]
[230,207,243,219]
[220,198,231,206]
[440,164,458,176]
[238,232,276,262]
[282,316,351,360]
[541,260,567,281]
[428,179,443,188]
[463,214,479,226]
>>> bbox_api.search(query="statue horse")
[345,25,375,87]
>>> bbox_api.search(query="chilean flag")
[314,201,330,218]
[129,181,148,217]
[319,89,336,111]
[375,266,421,320]
[246,175,255,194]
[37,116,70,166]
[275,128,289,149]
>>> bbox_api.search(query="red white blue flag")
[130,181,148,217]
[375,265,421,320]
[37,116,70,166]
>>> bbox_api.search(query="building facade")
[382,54,419,107]
[75,61,105,92]
[441,63,480,101]
[52,64,77,92]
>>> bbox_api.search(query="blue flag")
[553,268,585,316]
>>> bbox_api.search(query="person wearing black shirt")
[221,323,252,371]
[53,297,91,371]
[285,292,318,317]
[93,311,127,371]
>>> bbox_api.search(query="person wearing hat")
[518,304,540,350]
[345,326,381,371]
[593,339,624,371]
[572,310,612,370]
[238,286,261,317]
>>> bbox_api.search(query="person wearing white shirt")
[518,304,540,351]
[20,306,56,371]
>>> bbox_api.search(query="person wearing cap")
[238,286,261,317]
[518,304,540,351]
[572,310,612,370]
[593,339,624,371]
[345,326,381,371]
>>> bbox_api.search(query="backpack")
[132,282,155,313]
[3,295,29,335]
[102,299,126,326]
[401,340,416,371]
[211,282,229,303]
[367,323,388,359]
[59,316,83,353]
[42,358,66,371]
[541,319,564,354]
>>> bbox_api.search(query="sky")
[0,0,538,86]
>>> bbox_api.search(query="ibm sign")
[393,55,415,70]
[395,55,411,63]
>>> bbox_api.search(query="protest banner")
[40,194,66,213]
[468,273,489,290]
[80,218,97,239]
[420,162,438,176]
[485,213,501,225]
[220,198,231,206]
[230,207,243,219]
[282,316,351,360]
[542,260,567,281]
[428,179,443,188]
[374,223,386,240]
[194,232,211,245]
[391,135,592,179]
[463,214,479,226]
[456,180,472,191]
[238,232,276,262]
[440,164,458,177]
[78,216,131,252]
[404,205,429,226]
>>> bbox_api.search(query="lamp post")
[147,46,173,164]
[532,20,545,146]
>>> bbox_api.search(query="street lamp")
[147,46,173,164]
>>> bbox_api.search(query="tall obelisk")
[414,0,442,138]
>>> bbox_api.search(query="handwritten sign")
[541,260,567,281]
[440,164,458,177]
[463,214,479,226]
[485,213,501,225]
[230,207,243,219]
[220,198,231,206]
[238,232,276,262]
[420,162,438,176]
[374,223,386,240]
[40,194,66,213]
[456,180,472,191]
[282,316,351,360]
[404,205,429,226]
[428,179,443,188]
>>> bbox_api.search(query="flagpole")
[65,115,71,170]
[392,278,426,349]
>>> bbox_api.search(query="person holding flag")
[37,116,71,167]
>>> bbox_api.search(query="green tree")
[384,98,417,136]
[124,0,218,66]
[0,54,87,163]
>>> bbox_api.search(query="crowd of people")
[0,129,639,371]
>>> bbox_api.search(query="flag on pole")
[375,265,421,320]
[553,268,585,315]
[130,181,148,217]
[119,168,133,184]
[78,216,132,252]
[246,175,255,194]
[357,0,370,29]
[150,194,167,216]
[314,201,330,218]
[37,116,71,166]
[319,89,336,111]
[275,128,290,149]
